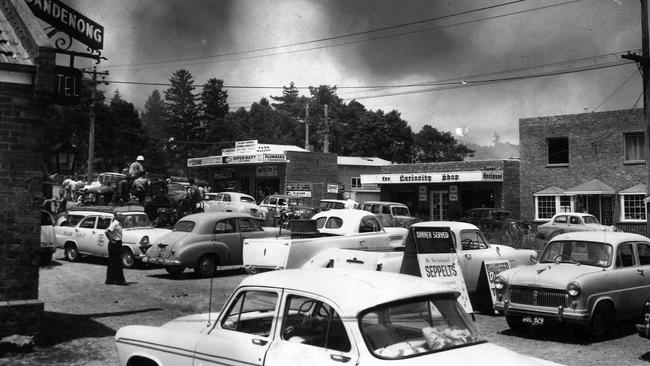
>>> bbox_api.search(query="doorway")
[430,191,450,221]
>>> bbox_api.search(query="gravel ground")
[1,249,650,366]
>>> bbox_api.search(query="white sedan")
[115,269,562,366]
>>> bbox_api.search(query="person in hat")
[105,214,127,285]
[129,155,145,178]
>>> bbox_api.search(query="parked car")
[142,212,282,277]
[115,269,563,366]
[494,231,650,339]
[55,206,171,268]
[361,200,416,227]
[535,212,618,240]
[40,210,58,264]
[203,192,263,219]
[637,301,650,340]
[258,194,311,219]
[459,208,528,231]
[319,198,359,211]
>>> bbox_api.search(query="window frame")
[624,131,645,164]
[546,136,569,166]
[351,177,362,190]
[534,195,576,221]
[619,193,647,222]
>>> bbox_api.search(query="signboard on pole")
[25,0,104,50]
[53,66,81,105]
[481,260,511,311]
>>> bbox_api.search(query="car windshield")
[359,294,484,360]
[240,196,256,204]
[539,240,612,267]
[172,220,196,232]
[391,206,410,216]
[583,215,599,224]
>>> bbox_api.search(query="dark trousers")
[106,240,126,284]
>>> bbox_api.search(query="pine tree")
[164,69,200,174]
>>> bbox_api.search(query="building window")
[620,194,646,221]
[624,132,645,163]
[559,196,572,213]
[536,196,556,220]
[351,177,362,189]
[547,137,569,165]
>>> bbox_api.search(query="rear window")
[240,196,256,204]
[392,206,410,216]
[173,220,196,232]
[316,216,344,229]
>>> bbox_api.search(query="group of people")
[113,155,148,206]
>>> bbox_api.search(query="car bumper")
[495,300,590,325]
[141,256,183,267]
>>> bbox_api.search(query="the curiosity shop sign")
[360,170,503,184]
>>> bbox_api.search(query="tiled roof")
[0,4,32,65]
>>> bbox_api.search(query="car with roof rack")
[55,205,171,268]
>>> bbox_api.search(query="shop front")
[360,160,521,221]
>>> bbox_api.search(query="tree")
[412,125,474,162]
[164,69,200,174]
[141,90,170,174]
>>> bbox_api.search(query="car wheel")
[121,248,136,269]
[64,243,79,262]
[165,266,185,276]
[589,302,615,340]
[195,255,218,277]
[506,315,526,332]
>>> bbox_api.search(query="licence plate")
[522,316,544,326]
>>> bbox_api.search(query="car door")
[212,218,241,265]
[193,288,280,366]
[40,210,56,246]
[75,216,98,255]
[457,229,493,292]
[264,291,358,366]
[614,241,650,319]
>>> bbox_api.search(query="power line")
[591,69,640,112]
[107,0,580,71]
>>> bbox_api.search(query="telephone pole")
[323,104,329,153]
[305,103,310,151]
[83,66,109,183]
[622,0,650,233]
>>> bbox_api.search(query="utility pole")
[623,0,650,234]
[83,66,109,183]
[305,103,310,151]
[323,104,329,153]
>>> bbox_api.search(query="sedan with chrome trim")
[494,231,650,339]
[115,269,563,366]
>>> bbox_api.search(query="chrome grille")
[510,287,567,307]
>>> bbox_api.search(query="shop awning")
[619,183,647,194]
[565,179,615,195]
[533,186,565,196]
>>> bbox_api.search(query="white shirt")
[107,219,123,241]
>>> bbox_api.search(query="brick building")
[0,0,56,338]
[336,156,390,203]
[519,109,646,234]
[188,141,339,205]
[361,159,521,221]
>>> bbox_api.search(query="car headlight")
[494,275,506,290]
[567,281,581,297]
[140,236,150,245]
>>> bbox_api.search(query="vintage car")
[361,200,417,228]
[203,192,263,219]
[319,198,359,211]
[114,269,563,366]
[494,231,650,339]
[142,212,282,277]
[55,206,171,268]
[329,221,538,297]
[242,209,408,273]
[258,194,311,219]
[535,212,618,240]
[40,210,59,264]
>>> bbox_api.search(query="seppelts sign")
[25,0,104,50]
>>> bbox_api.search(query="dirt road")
[2,249,650,365]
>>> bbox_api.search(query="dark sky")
[66,0,641,145]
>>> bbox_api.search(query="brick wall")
[519,109,646,224]
[285,151,338,203]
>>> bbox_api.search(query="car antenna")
[206,243,216,328]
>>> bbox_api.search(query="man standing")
[129,155,145,178]
[105,215,127,286]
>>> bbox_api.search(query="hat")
[136,155,145,161]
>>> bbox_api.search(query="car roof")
[240,269,457,315]
[363,201,407,206]
[552,212,595,218]
[180,212,254,222]
[411,221,480,231]
[551,230,650,244]
[311,209,379,233]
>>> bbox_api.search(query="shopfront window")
[621,194,646,222]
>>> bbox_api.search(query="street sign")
[53,66,81,105]
[25,0,104,50]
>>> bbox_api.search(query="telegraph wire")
[106,0,580,71]
[591,68,640,113]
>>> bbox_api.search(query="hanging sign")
[25,0,104,50]
[53,66,81,105]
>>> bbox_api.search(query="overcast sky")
[61,0,641,146]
